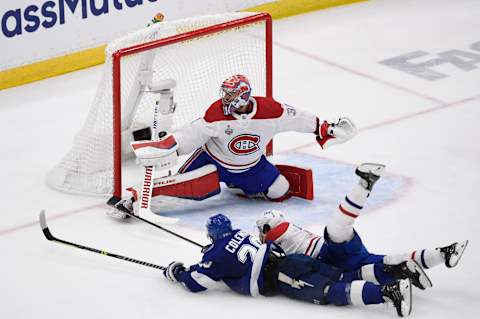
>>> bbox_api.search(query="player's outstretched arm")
[163,259,225,293]
[273,101,356,149]
[164,261,207,292]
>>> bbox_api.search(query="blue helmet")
[206,214,232,241]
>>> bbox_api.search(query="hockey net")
[47,12,272,198]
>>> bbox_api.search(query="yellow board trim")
[0,0,365,91]
[246,0,365,19]
[0,46,106,90]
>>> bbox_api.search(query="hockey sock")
[326,182,370,243]
[350,281,383,306]
[325,280,384,306]
[384,249,444,269]
[359,263,396,285]
[339,270,362,283]
[326,281,383,306]
[411,249,444,269]
[326,282,350,306]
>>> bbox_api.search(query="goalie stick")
[39,210,165,271]
[137,79,178,224]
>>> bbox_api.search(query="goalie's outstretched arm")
[274,102,357,149]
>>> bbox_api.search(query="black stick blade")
[39,210,55,241]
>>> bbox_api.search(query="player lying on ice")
[255,163,468,290]
[163,212,415,317]
[109,74,357,219]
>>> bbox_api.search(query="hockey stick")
[120,207,204,249]
[39,210,165,271]
[137,80,178,224]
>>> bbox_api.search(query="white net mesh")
[47,12,269,197]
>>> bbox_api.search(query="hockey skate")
[381,279,412,317]
[106,197,134,220]
[355,163,386,191]
[385,260,432,290]
[440,240,469,268]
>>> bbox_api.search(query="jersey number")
[237,244,258,264]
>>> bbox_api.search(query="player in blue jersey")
[163,214,413,317]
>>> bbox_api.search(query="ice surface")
[1,0,479,318]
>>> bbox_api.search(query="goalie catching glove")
[130,133,179,169]
[315,117,357,149]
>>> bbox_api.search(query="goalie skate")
[355,162,386,191]
[440,240,469,268]
[106,197,134,220]
[381,279,412,317]
[385,260,432,290]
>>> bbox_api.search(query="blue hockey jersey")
[176,229,272,296]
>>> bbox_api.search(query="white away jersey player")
[173,96,318,170]
[264,221,325,259]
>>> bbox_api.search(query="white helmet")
[256,209,285,241]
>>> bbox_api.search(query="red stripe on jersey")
[339,204,358,218]
[178,149,203,173]
[305,236,320,256]
[264,222,290,242]
[204,100,236,123]
[411,251,416,260]
[203,97,284,123]
[251,97,283,119]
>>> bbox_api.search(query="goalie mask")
[256,209,286,242]
[220,74,251,115]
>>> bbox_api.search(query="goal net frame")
[110,12,273,199]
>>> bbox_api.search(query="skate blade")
[399,279,412,317]
[407,260,433,289]
[449,240,469,268]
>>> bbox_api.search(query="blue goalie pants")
[178,149,280,195]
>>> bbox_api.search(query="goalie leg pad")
[128,164,220,201]
[276,165,314,200]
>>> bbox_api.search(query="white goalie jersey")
[264,221,325,258]
[173,96,318,170]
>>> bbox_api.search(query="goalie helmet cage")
[47,12,273,198]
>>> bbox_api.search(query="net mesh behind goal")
[47,12,272,197]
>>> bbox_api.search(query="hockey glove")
[164,261,185,283]
[315,117,357,149]
[131,133,179,169]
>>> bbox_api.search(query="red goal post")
[48,12,273,198]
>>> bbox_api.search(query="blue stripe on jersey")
[420,250,429,269]
[309,238,321,257]
[345,196,363,209]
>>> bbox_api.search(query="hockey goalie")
[108,74,357,219]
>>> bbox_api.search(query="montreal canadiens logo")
[228,134,261,155]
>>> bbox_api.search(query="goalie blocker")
[125,163,313,203]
